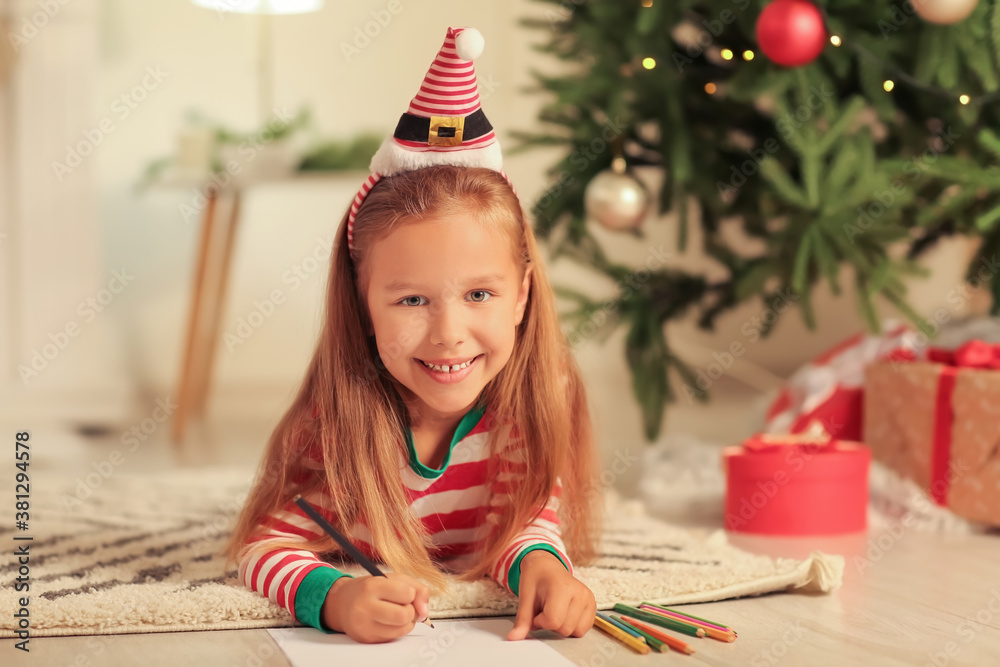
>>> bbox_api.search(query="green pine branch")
[516,0,1000,441]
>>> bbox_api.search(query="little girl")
[224,26,602,645]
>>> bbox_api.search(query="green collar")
[405,403,487,479]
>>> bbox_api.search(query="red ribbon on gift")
[741,432,838,454]
[915,340,1000,506]
[926,339,1000,370]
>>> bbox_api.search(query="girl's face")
[364,213,531,430]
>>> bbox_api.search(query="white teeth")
[422,356,476,372]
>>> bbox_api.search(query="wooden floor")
[4,412,1000,666]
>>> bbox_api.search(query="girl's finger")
[369,598,419,627]
[371,617,416,638]
[554,595,586,636]
[412,584,431,620]
[533,590,572,633]
[507,583,538,641]
[568,598,595,637]
[573,610,596,638]
[374,579,419,605]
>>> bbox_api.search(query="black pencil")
[292,494,434,628]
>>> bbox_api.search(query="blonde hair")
[224,165,601,593]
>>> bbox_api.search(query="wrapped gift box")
[863,342,1000,526]
[723,432,870,535]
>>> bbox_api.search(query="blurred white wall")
[2,0,989,468]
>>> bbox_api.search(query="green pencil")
[641,601,734,632]
[613,604,705,638]
[615,616,668,652]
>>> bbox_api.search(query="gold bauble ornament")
[912,0,979,24]
[584,161,650,232]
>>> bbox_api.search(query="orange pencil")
[694,625,735,643]
[639,604,737,641]
[638,606,736,642]
[620,617,695,655]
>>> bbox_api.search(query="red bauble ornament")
[755,0,827,67]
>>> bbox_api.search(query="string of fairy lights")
[631,0,997,107]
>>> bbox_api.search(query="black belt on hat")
[393,109,492,147]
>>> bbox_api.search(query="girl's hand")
[506,550,596,641]
[321,573,430,643]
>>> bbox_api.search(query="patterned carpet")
[0,465,843,637]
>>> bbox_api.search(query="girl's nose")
[428,302,466,348]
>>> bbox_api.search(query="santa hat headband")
[347,26,518,255]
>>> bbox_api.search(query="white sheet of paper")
[267,618,578,667]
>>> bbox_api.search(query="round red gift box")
[722,436,870,535]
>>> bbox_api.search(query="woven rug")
[0,465,843,638]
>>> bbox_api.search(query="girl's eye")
[469,290,492,303]
[400,290,493,306]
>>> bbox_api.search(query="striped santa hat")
[347,26,517,254]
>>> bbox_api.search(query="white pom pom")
[455,28,484,60]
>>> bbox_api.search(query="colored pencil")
[593,614,651,654]
[293,494,434,629]
[613,604,705,637]
[641,602,736,633]
[639,604,736,642]
[613,616,668,653]
[596,612,644,640]
[622,617,696,655]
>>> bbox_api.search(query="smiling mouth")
[417,354,483,373]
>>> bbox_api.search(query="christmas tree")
[512,0,1000,441]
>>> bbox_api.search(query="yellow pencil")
[593,614,651,655]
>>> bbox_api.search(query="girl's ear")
[514,265,532,327]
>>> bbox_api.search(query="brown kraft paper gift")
[864,361,1000,526]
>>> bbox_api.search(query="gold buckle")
[428,115,465,146]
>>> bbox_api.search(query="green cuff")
[294,566,354,634]
[507,544,570,597]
